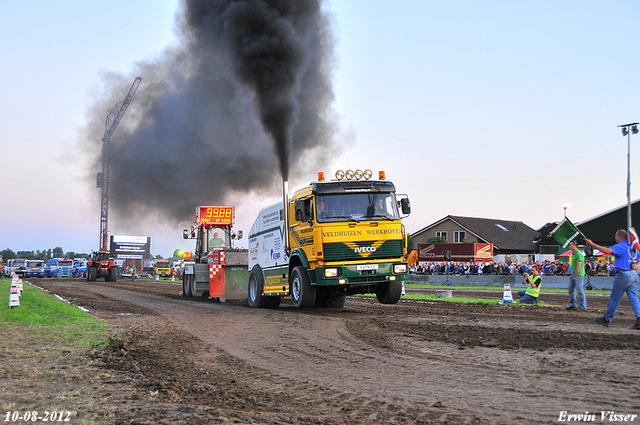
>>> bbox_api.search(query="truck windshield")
[315,193,399,223]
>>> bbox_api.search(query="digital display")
[198,206,234,224]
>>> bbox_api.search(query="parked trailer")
[181,206,248,301]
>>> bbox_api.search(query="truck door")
[291,198,315,256]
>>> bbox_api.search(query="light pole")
[618,122,639,237]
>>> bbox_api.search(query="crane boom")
[99,77,142,251]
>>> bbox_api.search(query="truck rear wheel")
[87,267,97,282]
[248,267,280,309]
[376,280,403,304]
[290,266,316,308]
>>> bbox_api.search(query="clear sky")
[1,0,639,257]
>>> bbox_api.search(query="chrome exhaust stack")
[283,180,290,255]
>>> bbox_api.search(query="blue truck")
[45,258,74,277]
[73,258,88,277]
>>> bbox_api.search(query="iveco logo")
[354,246,377,253]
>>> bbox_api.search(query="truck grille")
[323,240,403,262]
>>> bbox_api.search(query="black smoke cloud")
[84,0,338,225]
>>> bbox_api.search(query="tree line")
[1,248,168,263]
[1,248,89,262]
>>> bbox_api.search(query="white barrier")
[8,284,20,308]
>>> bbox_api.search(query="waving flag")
[550,218,581,248]
[629,227,640,251]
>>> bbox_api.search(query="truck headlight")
[394,264,407,274]
[324,268,339,278]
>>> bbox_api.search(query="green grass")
[405,293,505,304]
[0,279,109,348]
[361,292,544,305]
[406,282,610,294]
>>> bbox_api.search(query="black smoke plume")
[84,0,338,225]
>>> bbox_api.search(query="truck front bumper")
[312,262,408,286]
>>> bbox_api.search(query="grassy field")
[0,278,108,347]
[0,278,111,423]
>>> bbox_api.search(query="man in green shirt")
[566,240,587,310]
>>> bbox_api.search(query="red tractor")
[86,251,118,282]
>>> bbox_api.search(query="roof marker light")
[318,172,325,182]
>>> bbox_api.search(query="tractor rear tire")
[87,267,97,282]
[108,267,118,282]
[183,275,193,297]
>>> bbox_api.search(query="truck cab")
[26,260,45,277]
[5,259,27,277]
[153,259,172,279]
[248,170,411,309]
[73,258,88,277]
[45,258,74,277]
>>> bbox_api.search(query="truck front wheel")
[315,294,347,308]
[376,280,403,304]
[290,266,316,308]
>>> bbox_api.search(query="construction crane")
[97,77,142,251]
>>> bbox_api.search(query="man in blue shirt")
[585,229,640,329]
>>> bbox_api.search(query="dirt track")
[20,278,640,423]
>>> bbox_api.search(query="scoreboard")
[197,206,234,225]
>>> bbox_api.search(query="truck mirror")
[444,250,452,261]
[183,229,189,239]
[401,198,411,215]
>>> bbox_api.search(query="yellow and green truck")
[248,170,411,309]
[153,259,172,279]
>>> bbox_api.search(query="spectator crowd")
[411,259,616,277]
